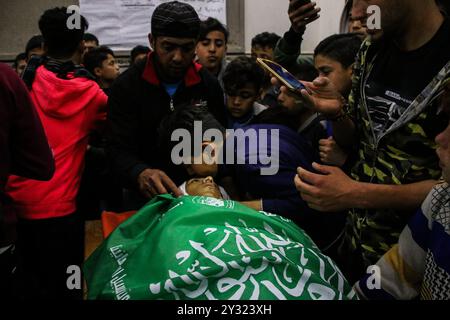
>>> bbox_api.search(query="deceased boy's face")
[186,176,222,199]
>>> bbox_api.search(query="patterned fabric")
[85,195,357,300]
[342,37,450,266]
[355,183,450,300]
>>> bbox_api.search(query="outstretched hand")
[138,168,183,198]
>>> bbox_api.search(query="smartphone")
[257,58,306,92]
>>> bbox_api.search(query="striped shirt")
[355,183,450,300]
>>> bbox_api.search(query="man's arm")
[294,77,358,148]
[274,27,305,68]
[3,65,54,180]
[274,1,320,67]
[295,162,436,212]
[241,200,262,211]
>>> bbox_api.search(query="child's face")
[15,59,27,76]
[314,54,353,97]
[186,176,222,199]
[251,45,275,61]
[97,54,120,82]
[196,30,227,73]
[226,84,259,119]
[435,84,450,182]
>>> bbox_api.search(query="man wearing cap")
[108,1,227,209]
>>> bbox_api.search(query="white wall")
[244,0,347,54]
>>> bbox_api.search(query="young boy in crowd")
[314,33,362,100]
[196,17,229,88]
[313,33,362,168]
[251,32,281,61]
[251,32,282,108]
[130,45,150,66]
[12,52,27,75]
[222,56,267,129]
[276,62,327,151]
[6,7,107,300]
[83,33,99,53]
[277,33,362,168]
[83,46,120,95]
[25,35,44,61]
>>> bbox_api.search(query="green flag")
[84,194,357,300]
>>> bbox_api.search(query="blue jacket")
[224,124,345,249]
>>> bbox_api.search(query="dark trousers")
[0,244,17,299]
[15,213,84,300]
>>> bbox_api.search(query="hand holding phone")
[289,0,321,33]
[256,58,306,92]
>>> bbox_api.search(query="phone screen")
[260,59,306,91]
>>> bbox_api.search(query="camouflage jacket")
[343,37,450,267]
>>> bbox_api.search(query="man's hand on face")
[288,0,321,33]
[272,76,345,117]
[138,168,183,198]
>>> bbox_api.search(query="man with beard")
[107,1,227,209]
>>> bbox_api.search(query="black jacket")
[107,53,226,189]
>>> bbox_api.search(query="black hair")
[199,17,229,44]
[158,105,225,157]
[251,32,281,50]
[83,33,99,45]
[130,45,150,64]
[39,7,89,58]
[289,61,319,82]
[83,46,115,76]
[25,35,44,58]
[314,33,362,68]
[13,52,27,68]
[222,56,265,94]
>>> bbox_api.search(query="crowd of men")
[0,0,449,300]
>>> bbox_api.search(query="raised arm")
[274,1,321,67]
